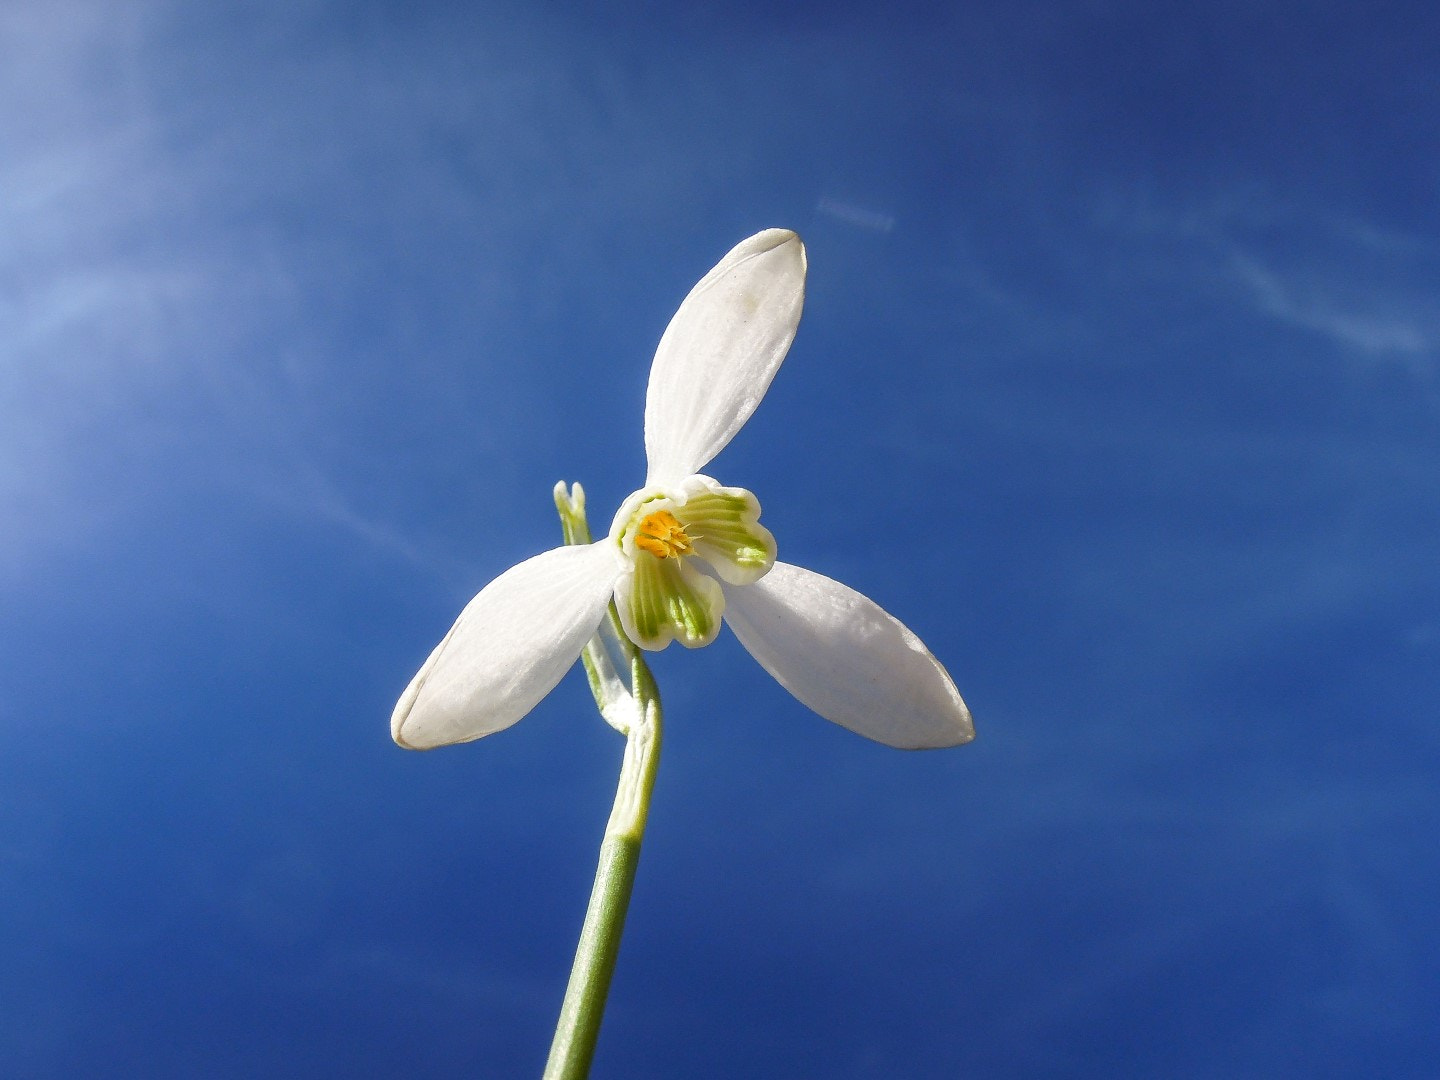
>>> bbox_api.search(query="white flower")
[393,229,974,752]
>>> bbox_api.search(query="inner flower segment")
[608,475,778,651]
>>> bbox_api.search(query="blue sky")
[3,1,1438,1076]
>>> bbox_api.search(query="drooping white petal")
[723,561,974,750]
[644,229,806,486]
[392,542,621,750]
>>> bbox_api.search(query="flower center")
[633,509,694,559]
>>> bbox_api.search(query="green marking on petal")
[617,552,725,651]
[676,484,777,586]
[607,475,774,646]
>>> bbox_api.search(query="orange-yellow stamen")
[634,509,694,559]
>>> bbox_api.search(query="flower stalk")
[390,230,977,1077]
[544,485,664,1080]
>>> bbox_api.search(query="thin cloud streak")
[1231,253,1435,359]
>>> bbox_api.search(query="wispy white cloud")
[1230,251,1437,362]
[261,459,483,590]
[816,197,896,233]
[0,2,533,587]
[0,0,854,593]
[1094,184,1440,371]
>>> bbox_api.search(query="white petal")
[392,542,621,750]
[613,552,725,652]
[644,229,806,486]
[723,562,974,750]
[672,474,776,586]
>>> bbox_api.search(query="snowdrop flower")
[393,229,973,752]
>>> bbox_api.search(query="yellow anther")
[634,509,694,559]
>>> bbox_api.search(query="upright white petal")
[724,562,974,750]
[393,542,621,750]
[644,229,806,486]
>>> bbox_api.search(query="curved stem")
[544,482,663,1080]
[542,677,661,1079]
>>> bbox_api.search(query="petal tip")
[884,701,975,751]
[391,676,443,751]
[390,649,436,750]
[742,229,806,271]
[934,704,977,749]
[390,712,426,751]
[903,667,975,750]
[747,227,801,252]
[391,726,423,751]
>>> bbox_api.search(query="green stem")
[542,673,661,1079]
[544,483,664,1080]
